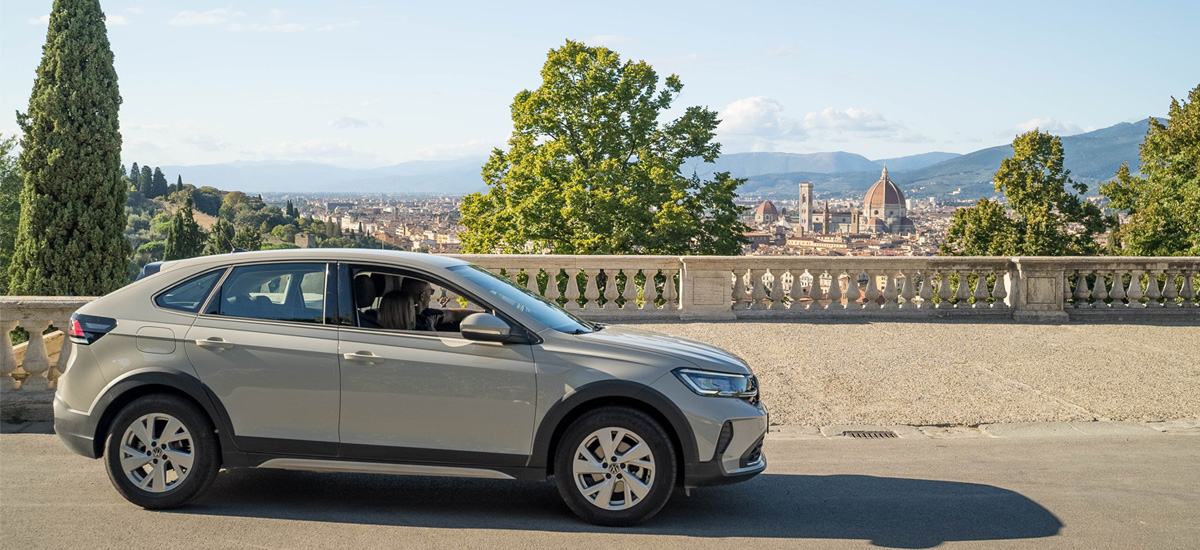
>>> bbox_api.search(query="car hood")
[572,325,752,375]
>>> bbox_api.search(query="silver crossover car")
[54,249,766,525]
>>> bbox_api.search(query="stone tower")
[798,181,813,233]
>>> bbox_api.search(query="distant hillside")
[156,119,1151,199]
[872,151,962,172]
[740,118,1152,201]
[157,158,487,195]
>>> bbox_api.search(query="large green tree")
[205,219,234,255]
[1101,83,1200,255]
[163,197,206,260]
[232,225,262,251]
[139,165,152,195]
[128,161,140,191]
[0,134,22,294]
[149,167,169,198]
[460,41,747,255]
[943,130,1112,256]
[8,0,129,295]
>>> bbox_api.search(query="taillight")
[68,313,117,344]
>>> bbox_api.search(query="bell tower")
[798,181,813,233]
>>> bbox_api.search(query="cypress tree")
[8,0,129,295]
[129,161,140,191]
[206,220,234,255]
[176,174,183,192]
[164,197,205,260]
[140,165,152,194]
[151,167,168,198]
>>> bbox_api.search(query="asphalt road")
[3,432,1198,549]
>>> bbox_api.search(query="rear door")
[185,262,341,456]
[336,264,537,465]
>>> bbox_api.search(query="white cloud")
[328,116,368,129]
[1009,117,1093,137]
[317,21,362,31]
[106,15,129,26]
[803,107,930,142]
[169,8,232,26]
[414,139,498,160]
[228,22,305,32]
[762,45,800,57]
[28,14,49,25]
[717,97,806,139]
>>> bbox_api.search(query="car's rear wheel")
[104,394,220,509]
[554,407,676,526]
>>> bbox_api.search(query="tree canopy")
[1101,83,1200,255]
[460,41,747,255]
[942,130,1112,256]
[164,197,205,260]
[0,134,22,294]
[7,0,129,295]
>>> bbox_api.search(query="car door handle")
[343,352,384,364]
[195,337,235,351]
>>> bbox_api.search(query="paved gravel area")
[617,320,1200,426]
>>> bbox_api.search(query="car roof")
[156,248,469,275]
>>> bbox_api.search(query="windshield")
[449,264,595,334]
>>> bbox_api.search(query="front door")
[337,266,536,465]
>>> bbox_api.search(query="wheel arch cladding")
[91,370,233,459]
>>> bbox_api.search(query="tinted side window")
[214,263,326,324]
[155,269,224,313]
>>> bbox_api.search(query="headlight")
[673,368,758,399]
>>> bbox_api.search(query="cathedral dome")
[864,165,905,208]
[755,200,778,217]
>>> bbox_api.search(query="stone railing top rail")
[1,297,98,322]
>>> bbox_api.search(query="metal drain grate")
[843,430,898,439]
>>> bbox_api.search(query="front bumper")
[54,395,100,458]
[683,415,768,487]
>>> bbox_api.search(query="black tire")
[554,406,677,526]
[104,394,220,509]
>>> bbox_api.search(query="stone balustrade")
[3,256,1198,392]
[2,297,96,392]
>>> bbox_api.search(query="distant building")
[754,200,779,224]
[295,232,317,248]
[799,166,915,235]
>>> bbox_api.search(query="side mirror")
[460,313,513,343]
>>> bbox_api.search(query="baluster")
[525,268,541,296]
[565,268,582,309]
[1091,270,1108,308]
[844,270,863,310]
[582,269,600,309]
[972,271,990,308]
[954,270,971,307]
[991,270,1008,309]
[749,269,768,310]
[1178,270,1195,308]
[544,269,564,304]
[732,269,749,310]
[1068,269,1088,308]
[864,270,882,309]
[935,270,952,308]
[1109,271,1127,307]
[507,268,521,284]
[825,270,843,310]
[663,268,679,311]
[881,271,898,309]
[1127,270,1145,308]
[1,320,18,390]
[1162,270,1180,308]
[621,269,640,310]
[1144,270,1163,308]
[918,270,934,308]
[899,270,917,309]
[18,321,52,391]
[798,270,814,310]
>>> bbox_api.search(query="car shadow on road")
[179,470,1061,548]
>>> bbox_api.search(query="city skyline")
[2,0,1197,169]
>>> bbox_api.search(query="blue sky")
[2,1,1197,168]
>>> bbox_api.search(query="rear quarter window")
[155,269,225,313]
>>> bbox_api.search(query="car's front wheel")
[104,394,220,509]
[554,407,677,526]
